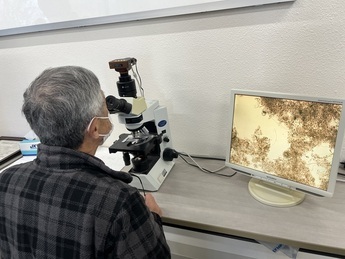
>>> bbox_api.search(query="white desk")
[154,158,345,257]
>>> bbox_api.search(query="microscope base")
[122,158,175,191]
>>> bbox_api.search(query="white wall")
[0,0,344,160]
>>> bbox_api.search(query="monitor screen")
[225,89,345,207]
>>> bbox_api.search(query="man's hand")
[144,193,163,217]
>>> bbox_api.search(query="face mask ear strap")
[86,117,97,134]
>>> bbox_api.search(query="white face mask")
[98,117,114,145]
[87,116,114,145]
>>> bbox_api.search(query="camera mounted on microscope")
[106,57,147,116]
[109,57,137,98]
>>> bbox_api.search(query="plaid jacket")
[0,144,170,258]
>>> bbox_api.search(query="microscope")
[106,58,177,191]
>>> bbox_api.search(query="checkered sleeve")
[106,190,171,259]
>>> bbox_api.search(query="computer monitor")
[225,89,345,207]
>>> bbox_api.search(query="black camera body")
[109,58,137,97]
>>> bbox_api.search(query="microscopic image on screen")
[229,94,342,190]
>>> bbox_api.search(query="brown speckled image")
[229,95,342,190]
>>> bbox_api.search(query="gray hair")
[22,66,104,149]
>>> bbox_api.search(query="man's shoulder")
[0,160,137,200]
[0,161,35,181]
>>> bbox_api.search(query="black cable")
[133,63,144,97]
[130,173,146,196]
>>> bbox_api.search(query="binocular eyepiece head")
[106,95,132,114]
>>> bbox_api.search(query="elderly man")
[0,66,171,258]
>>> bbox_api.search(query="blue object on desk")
[19,139,40,155]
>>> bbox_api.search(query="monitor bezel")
[225,89,345,197]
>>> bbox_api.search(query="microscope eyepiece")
[106,95,132,114]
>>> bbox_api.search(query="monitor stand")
[248,178,306,207]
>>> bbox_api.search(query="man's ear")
[86,118,100,140]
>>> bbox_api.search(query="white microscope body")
[106,58,176,191]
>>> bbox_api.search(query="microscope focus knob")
[163,137,170,142]
[163,148,178,161]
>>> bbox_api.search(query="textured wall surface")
[0,0,344,160]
